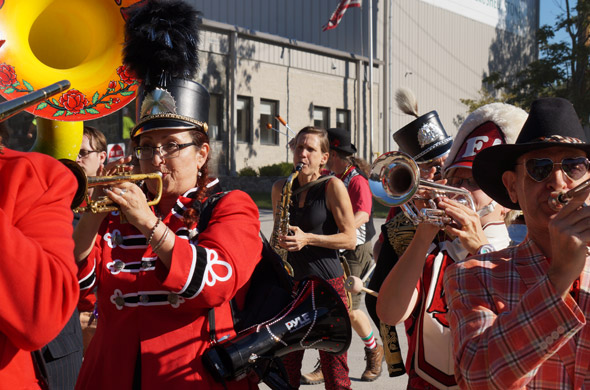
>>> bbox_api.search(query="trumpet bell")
[0,0,141,120]
[369,150,476,227]
[369,151,420,207]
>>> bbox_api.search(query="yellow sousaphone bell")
[0,0,143,208]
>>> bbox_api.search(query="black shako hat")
[473,97,590,210]
[133,80,210,137]
[393,111,452,163]
[123,0,210,138]
[327,128,357,155]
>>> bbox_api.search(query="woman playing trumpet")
[376,103,525,389]
[73,1,262,388]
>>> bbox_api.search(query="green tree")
[466,0,590,124]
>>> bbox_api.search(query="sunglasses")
[519,157,590,182]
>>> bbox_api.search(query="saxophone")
[270,163,303,276]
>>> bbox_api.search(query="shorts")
[342,241,373,310]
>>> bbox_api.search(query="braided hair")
[182,129,212,228]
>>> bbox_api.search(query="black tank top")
[287,177,343,281]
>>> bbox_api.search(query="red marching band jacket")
[0,148,80,389]
[75,188,262,389]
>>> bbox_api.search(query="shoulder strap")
[292,175,333,196]
[196,191,230,233]
[197,191,230,343]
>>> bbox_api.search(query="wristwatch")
[477,244,495,255]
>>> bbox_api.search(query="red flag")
[322,0,362,31]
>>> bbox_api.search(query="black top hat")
[122,0,209,138]
[327,128,357,155]
[132,79,210,138]
[393,111,452,163]
[473,97,590,209]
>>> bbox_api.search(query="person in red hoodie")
[0,132,80,389]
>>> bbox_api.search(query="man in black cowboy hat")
[299,128,383,383]
[445,97,590,389]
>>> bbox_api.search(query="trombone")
[369,151,475,227]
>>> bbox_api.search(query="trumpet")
[369,151,475,227]
[549,179,590,211]
[73,172,163,214]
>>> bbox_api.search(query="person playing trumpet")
[445,97,590,389]
[72,1,263,388]
[377,103,526,389]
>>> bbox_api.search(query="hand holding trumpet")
[437,198,490,255]
[547,183,590,299]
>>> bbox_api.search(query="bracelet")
[146,217,162,246]
[151,226,170,252]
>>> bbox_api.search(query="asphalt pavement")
[258,209,409,390]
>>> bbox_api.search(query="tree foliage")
[464,0,590,125]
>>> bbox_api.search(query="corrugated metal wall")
[385,0,538,152]
[192,0,381,58]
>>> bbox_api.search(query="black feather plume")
[123,0,201,87]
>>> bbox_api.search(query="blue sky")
[540,0,577,42]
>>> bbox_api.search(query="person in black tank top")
[272,126,356,390]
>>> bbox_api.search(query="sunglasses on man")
[518,157,590,182]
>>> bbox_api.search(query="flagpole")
[368,0,374,161]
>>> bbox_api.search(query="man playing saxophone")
[271,126,356,390]
[377,103,526,389]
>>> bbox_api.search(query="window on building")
[336,109,350,132]
[313,106,329,129]
[237,96,251,143]
[260,99,279,145]
[208,93,223,141]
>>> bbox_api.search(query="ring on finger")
[119,189,127,196]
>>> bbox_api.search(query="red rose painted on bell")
[117,66,135,84]
[59,89,89,114]
[0,64,17,87]
[108,80,116,90]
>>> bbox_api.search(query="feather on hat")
[123,0,210,138]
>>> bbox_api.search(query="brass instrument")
[73,172,163,214]
[0,0,140,121]
[270,163,303,276]
[0,81,70,121]
[369,151,475,227]
[549,179,590,210]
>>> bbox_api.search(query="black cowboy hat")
[393,111,452,163]
[473,97,590,210]
[327,128,357,155]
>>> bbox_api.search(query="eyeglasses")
[418,159,443,178]
[134,142,196,160]
[519,157,590,182]
[78,149,99,159]
[446,176,479,190]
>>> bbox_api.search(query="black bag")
[195,192,294,337]
[196,191,295,389]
